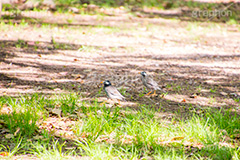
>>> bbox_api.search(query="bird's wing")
[146,78,161,90]
[106,86,125,100]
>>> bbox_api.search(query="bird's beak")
[100,81,103,84]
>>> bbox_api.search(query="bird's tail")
[158,87,166,93]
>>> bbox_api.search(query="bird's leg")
[150,90,157,97]
[116,99,121,105]
[145,91,152,96]
[100,101,107,106]
[113,99,121,106]
[100,99,109,105]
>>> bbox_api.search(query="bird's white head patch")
[140,71,147,77]
[103,80,111,87]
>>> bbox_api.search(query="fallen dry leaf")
[39,117,77,140]
[27,41,35,45]
[81,132,91,138]
[33,135,44,140]
[158,140,173,146]
[50,77,58,83]
[219,142,235,148]
[14,127,20,136]
[0,120,5,124]
[171,136,184,141]
[183,141,204,149]
[51,108,62,117]
[0,152,9,157]
[5,134,14,139]
[160,94,165,98]
[120,135,135,144]
[220,92,228,96]
[181,99,186,102]
[0,106,12,114]
[95,135,114,143]
[79,80,85,84]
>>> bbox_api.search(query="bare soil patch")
[0,11,239,115]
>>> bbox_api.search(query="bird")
[101,80,125,101]
[140,71,162,96]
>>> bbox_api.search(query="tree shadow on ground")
[0,38,239,117]
[0,10,239,159]
[1,12,135,29]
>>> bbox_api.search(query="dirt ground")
[0,11,239,115]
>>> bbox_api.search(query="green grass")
[15,39,28,48]
[77,45,97,52]
[0,94,46,137]
[59,93,80,116]
[0,93,239,159]
[2,0,240,24]
[234,98,239,103]
[210,87,217,93]
[51,37,70,50]
[32,140,77,160]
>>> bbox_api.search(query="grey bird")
[140,71,162,96]
[102,80,125,101]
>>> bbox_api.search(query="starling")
[140,71,162,96]
[102,80,125,101]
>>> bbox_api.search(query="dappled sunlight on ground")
[0,11,239,117]
[0,9,239,159]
